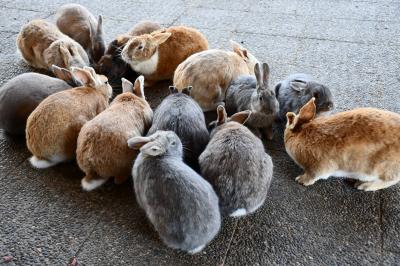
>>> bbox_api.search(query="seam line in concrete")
[219,219,239,266]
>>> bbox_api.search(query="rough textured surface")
[0,0,399,265]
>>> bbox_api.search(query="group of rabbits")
[0,3,399,254]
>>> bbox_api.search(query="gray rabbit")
[0,66,81,135]
[147,86,209,170]
[226,63,279,140]
[199,106,274,217]
[274,73,334,121]
[128,130,221,254]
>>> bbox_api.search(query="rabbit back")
[200,123,273,216]
[133,156,221,252]
[0,73,71,135]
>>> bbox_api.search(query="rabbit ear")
[274,82,282,97]
[71,67,96,87]
[262,63,270,84]
[290,80,307,92]
[254,63,262,87]
[121,78,134,93]
[127,136,152,150]
[181,86,192,95]
[230,40,249,61]
[169,86,178,94]
[287,98,316,130]
[230,110,251,124]
[97,15,103,36]
[116,34,131,45]
[217,105,227,125]
[59,45,71,68]
[133,75,145,98]
[152,32,171,46]
[52,65,83,87]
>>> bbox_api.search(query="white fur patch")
[81,178,107,191]
[328,170,378,182]
[130,50,159,75]
[188,244,205,254]
[29,154,66,169]
[230,208,247,217]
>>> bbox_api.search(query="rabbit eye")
[259,96,263,101]
[171,141,176,146]
[138,45,143,50]
[105,81,108,85]
[313,92,319,98]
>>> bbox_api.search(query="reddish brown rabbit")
[284,98,400,191]
[121,26,208,84]
[76,76,153,191]
[26,67,112,169]
[17,20,89,70]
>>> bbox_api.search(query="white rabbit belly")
[317,170,378,182]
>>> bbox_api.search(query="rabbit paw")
[356,180,397,191]
[295,174,316,186]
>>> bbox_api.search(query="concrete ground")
[1,0,399,265]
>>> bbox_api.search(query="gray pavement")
[0,0,399,265]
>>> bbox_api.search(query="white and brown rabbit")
[26,67,112,169]
[55,3,105,63]
[226,63,279,140]
[96,21,161,84]
[284,98,400,191]
[199,106,274,217]
[128,130,221,254]
[76,76,153,191]
[174,41,260,111]
[17,20,89,70]
[121,26,208,84]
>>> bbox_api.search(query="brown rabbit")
[173,41,260,111]
[76,76,153,191]
[55,3,105,63]
[26,67,112,169]
[121,26,208,84]
[95,21,161,84]
[284,98,400,191]
[17,20,89,70]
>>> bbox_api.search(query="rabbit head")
[286,97,316,132]
[251,63,279,115]
[95,35,131,82]
[289,79,334,114]
[54,40,89,69]
[128,130,183,158]
[71,66,112,98]
[230,40,259,75]
[121,31,171,63]
[208,105,252,132]
[89,15,106,63]
[51,65,83,87]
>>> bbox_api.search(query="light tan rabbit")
[26,67,112,169]
[55,4,105,63]
[121,26,208,84]
[173,41,259,111]
[76,76,153,191]
[284,98,400,191]
[17,19,89,70]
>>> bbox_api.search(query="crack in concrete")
[219,219,239,266]
[73,211,104,258]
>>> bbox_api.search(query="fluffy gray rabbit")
[0,65,81,135]
[147,86,209,169]
[226,63,279,140]
[274,73,334,121]
[128,130,221,254]
[200,106,273,217]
